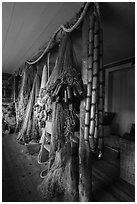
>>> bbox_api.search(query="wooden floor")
[2,133,135,202]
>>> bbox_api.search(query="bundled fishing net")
[38,104,79,201]
[31,72,41,142]
[39,151,78,201]
[38,145,72,200]
[17,70,39,143]
[38,103,65,199]
[32,63,52,144]
[46,36,83,105]
[38,33,82,201]
[15,70,27,129]
[15,66,35,131]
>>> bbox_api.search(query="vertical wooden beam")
[79,11,93,202]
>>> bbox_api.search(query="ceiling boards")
[2,2,135,74]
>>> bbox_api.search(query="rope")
[26,2,91,65]
[60,2,90,33]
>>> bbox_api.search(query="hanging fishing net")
[38,33,83,201]
[17,68,41,144]
[15,66,35,132]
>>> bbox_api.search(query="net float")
[89,119,95,136]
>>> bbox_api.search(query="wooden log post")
[98,28,104,154]
[79,11,93,202]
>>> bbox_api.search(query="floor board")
[2,133,135,202]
